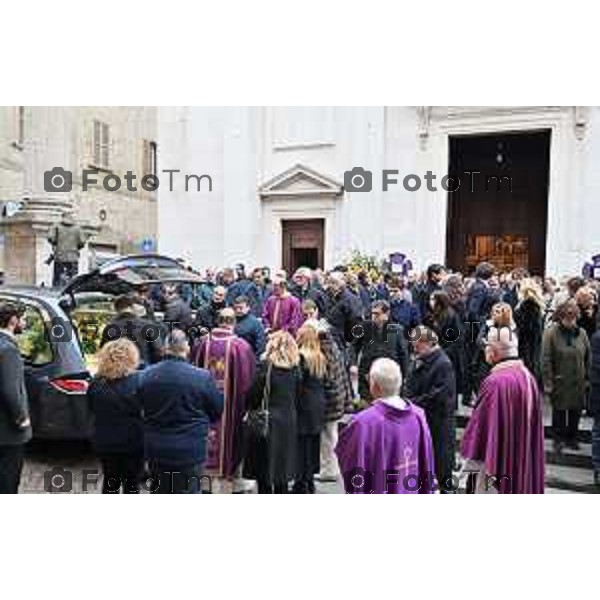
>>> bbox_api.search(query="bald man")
[461,326,545,493]
[336,358,435,494]
[140,330,223,493]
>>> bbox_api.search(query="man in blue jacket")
[388,279,421,329]
[233,295,266,359]
[139,330,223,493]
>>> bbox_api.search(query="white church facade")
[158,106,600,277]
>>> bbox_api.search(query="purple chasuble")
[335,401,435,494]
[191,329,255,477]
[461,360,545,494]
[262,294,303,336]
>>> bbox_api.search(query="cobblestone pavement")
[21,437,595,494]
[20,441,344,494]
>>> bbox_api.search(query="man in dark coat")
[465,262,498,326]
[351,300,409,401]
[325,271,363,349]
[464,262,500,405]
[194,286,227,334]
[405,326,456,493]
[389,278,421,329]
[356,271,374,317]
[101,294,163,368]
[139,330,223,493]
[589,330,600,487]
[414,263,446,321]
[290,267,329,316]
[226,264,253,306]
[245,268,272,317]
[0,302,32,494]
[162,284,193,333]
[232,295,266,358]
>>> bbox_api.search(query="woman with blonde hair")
[87,338,144,493]
[575,285,598,340]
[293,325,329,493]
[469,302,518,402]
[514,278,544,384]
[489,302,516,330]
[243,330,301,493]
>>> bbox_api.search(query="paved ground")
[19,442,345,494]
[21,410,597,494]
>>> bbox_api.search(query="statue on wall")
[47,211,92,287]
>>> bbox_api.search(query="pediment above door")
[259,164,343,200]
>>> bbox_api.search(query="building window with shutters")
[14,106,25,150]
[92,119,110,169]
[143,140,158,177]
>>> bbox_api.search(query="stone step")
[455,414,593,444]
[454,428,593,470]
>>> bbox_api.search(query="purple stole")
[272,297,282,330]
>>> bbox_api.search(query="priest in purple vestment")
[191,308,256,486]
[461,326,545,494]
[262,277,303,337]
[336,358,435,494]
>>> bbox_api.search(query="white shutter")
[93,120,110,168]
[101,122,110,168]
[93,120,101,166]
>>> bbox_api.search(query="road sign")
[141,238,155,253]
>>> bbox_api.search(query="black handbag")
[244,362,272,439]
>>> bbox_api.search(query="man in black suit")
[0,302,32,494]
[463,262,501,405]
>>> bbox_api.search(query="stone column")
[2,107,78,286]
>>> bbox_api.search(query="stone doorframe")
[417,106,583,275]
[258,164,343,270]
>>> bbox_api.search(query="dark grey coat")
[0,332,32,445]
[542,324,590,411]
[405,347,456,488]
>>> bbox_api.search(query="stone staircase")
[455,404,597,494]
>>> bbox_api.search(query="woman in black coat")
[514,279,544,385]
[426,291,464,405]
[87,339,144,493]
[293,325,330,493]
[243,331,301,493]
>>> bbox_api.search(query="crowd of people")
[1,260,599,493]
